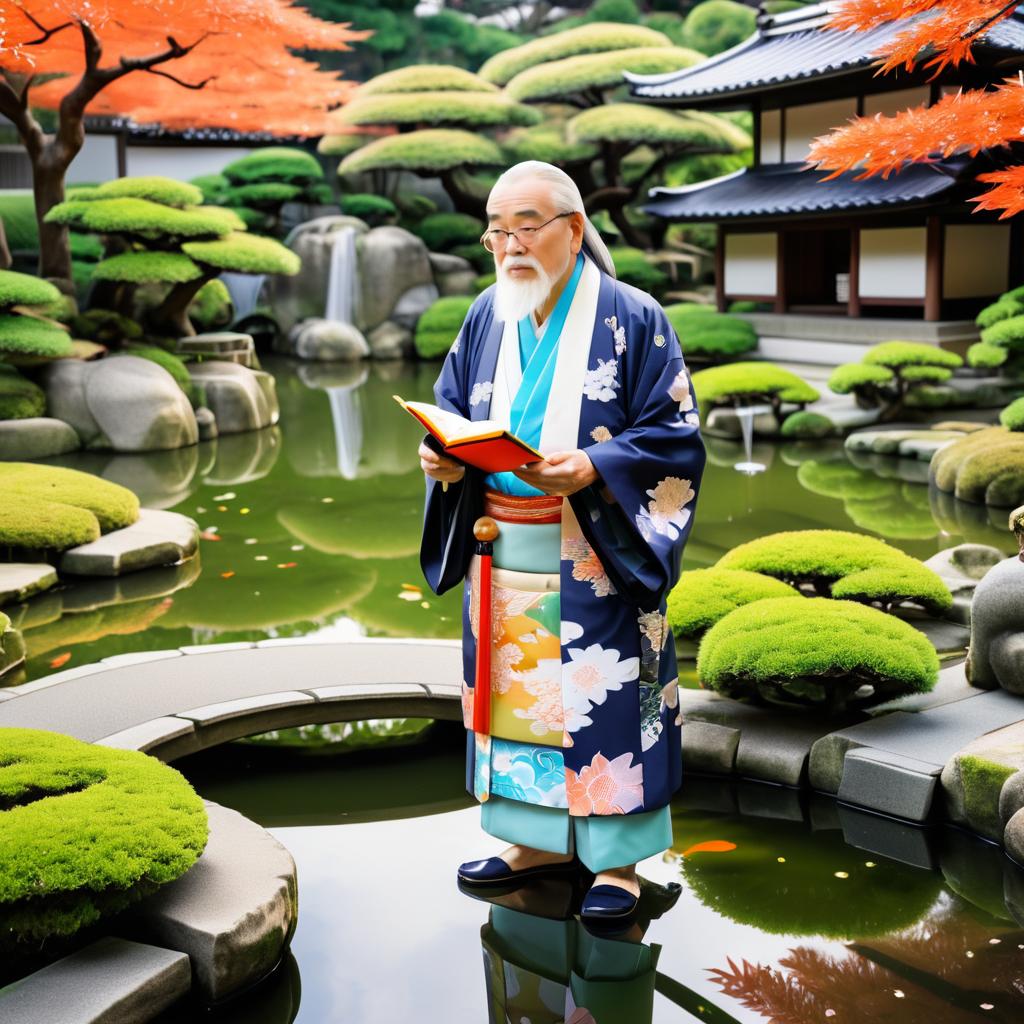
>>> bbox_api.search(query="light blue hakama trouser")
[478,518,673,873]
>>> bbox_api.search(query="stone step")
[58,509,199,577]
[0,563,58,607]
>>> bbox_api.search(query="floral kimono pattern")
[420,260,707,818]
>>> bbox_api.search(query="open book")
[394,395,543,473]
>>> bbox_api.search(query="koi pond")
[9,355,1015,684]
[151,722,1024,1023]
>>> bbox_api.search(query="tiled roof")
[626,3,1024,102]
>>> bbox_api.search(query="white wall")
[944,223,1011,298]
[760,108,782,164]
[863,86,931,118]
[67,134,119,184]
[724,233,777,295]
[125,145,257,180]
[859,227,927,298]
[783,98,857,162]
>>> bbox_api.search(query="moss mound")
[340,194,397,224]
[930,425,1024,507]
[90,176,204,208]
[0,314,73,358]
[338,129,504,176]
[360,64,498,95]
[667,567,800,641]
[0,365,45,420]
[697,597,939,710]
[999,396,1024,432]
[664,304,757,362]
[0,269,62,310]
[0,463,139,550]
[415,212,484,252]
[91,251,202,283]
[863,340,963,370]
[415,296,473,358]
[182,232,300,275]
[780,410,835,439]
[967,341,1009,369]
[0,727,207,949]
[691,361,820,406]
[717,529,951,613]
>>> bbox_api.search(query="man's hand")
[419,440,466,484]
[513,449,598,497]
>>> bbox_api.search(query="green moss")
[359,64,499,95]
[478,22,672,85]
[318,132,375,158]
[0,462,139,535]
[222,147,323,185]
[506,47,702,102]
[338,129,504,176]
[335,92,540,129]
[717,528,952,613]
[666,305,757,361]
[501,125,599,165]
[697,597,939,709]
[960,755,1018,840]
[0,493,101,550]
[415,296,473,359]
[339,193,398,224]
[931,426,1024,506]
[227,182,303,206]
[667,567,800,641]
[68,309,143,346]
[91,251,202,284]
[1000,396,1024,431]
[967,341,1008,369]
[692,361,820,406]
[0,365,45,420]
[414,212,485,252]
[0,314,73,357]
[114,345,193,401]
[90,176,204,209]
[828,362,894,395]
[900,364,953,383]
[45,197,243,239]
[780,411,835,439]
[863,340,963,370]
[609,246,669,293]
[981,314,1024,350]
[976,297,1024,329]
[0,727,207,946]
[0,269,62,310]
[188,278,233,332]
[569,104,750,149]
[682,0,757,55]
[182,232,301,275]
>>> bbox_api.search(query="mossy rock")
[188,278,233,333]
[674,809,942,937]
[0,462,139,551]
[780,411,835,440]
[717,528,952,614]
[930,426,1024,507]
[697,596,939,710]
[0,727,207,952]
[0,365,45,420]
[415,296,473,359]
[667,567,800,641]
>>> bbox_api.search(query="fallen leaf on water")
[49,652,72,669]
[213,492,236,501]
[401,583,422,593]
[397,591,421,601]
[217,505,228,512]
[244,538,258,545]
[277,562,297,569]
[199,531,221,541]
[221,571,235,579]
[321,497,334,504]
[240,508,251,515]
[680,840,737,857]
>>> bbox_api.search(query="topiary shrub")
[967,341,1008,370]
[780,410,835,439]
[339,193,398,225]
[0,364,45,420]
[609,247,669,295]
[664,304,757,363]
[0,727,207,958]
[976,296,1024,330]
[682,0,757,55]
[414,212,485,253]
[667,567,800,641]
[0,270,72,363]
[1000,396,1024,431]
[691,361,820,430]
[717,529,952,614]
[415,296,473,359]
[697,596,939,711]
[0,462,139,552]
[930,425,1024,507]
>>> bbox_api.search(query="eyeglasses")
[480,212,573,253]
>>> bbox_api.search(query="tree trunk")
[438,169,486,219]
[0,217,10,269]
[34,150,75,287]
[150,272,215,338]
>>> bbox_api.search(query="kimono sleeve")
[419,314,485,596]
[570,301,706,610]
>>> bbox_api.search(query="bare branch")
[143,67,216,90]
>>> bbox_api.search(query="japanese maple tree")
[806,0,1024,218]
[0,0,370,286]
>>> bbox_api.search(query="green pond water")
[149,726,1024,1023]
[7,354,1016,684]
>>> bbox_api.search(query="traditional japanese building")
[625,2,1024,363]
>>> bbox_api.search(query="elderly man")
[418,160,706,921]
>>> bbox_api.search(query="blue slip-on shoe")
[457,855,577,886]
[580,883,640,920]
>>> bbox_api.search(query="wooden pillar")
[848,228,861,318]
[775,230,787,314]
[925,215,943,321]
[715,227,726,311]
[752,98,762,168]
[116,131,128,179]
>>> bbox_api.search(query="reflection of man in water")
[419,160,706,919]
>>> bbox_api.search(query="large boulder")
[355,225,437,333]
[0,417,80,460]
[261,215,369,336]
[966,507,1024,692]
[278,318,370,362]
[366,320,414,361]
[42,357,198,452]
[187,361,279,434]
[429,252,477,297]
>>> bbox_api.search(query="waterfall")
[221,271,266,322]
[324,226,358,324]
[733,406,766,475]
[326,382,363,480]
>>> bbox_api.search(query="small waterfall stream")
[733,406,766,475]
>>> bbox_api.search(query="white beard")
[492,251,571,323]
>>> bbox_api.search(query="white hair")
[489,160,616,279]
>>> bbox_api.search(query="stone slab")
[0,563,58,607]
[0,416,79,460]
[59,509,199,577]
[681,719,740,774]
[0,935,189,1023]
[868,659,976,715]
[117,801,296,1003]
[177,690,316,727]
[809,686,1024,794]
[836,804,938,870]
[308,682,430,701]
[838,747,942,822]
[96,716,197,755]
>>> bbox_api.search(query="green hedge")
[697,596,939,710]
[976,296,1024,329]
[0,364,45,420]
[0,192,39,251]
[569,104,750,150]
[227,182,303,206]
[609,247,669,294]
[980,315,1024,351]
[682,0,757,55]
[717,528,952,613]
[415,296,473,358]
[360,64,499,95]
[966,341,1008,369]
[665,304,757,361]
[0,727,207,947]
[667,567,800,641]
[828,363,893,394]
[502,125,599,166]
